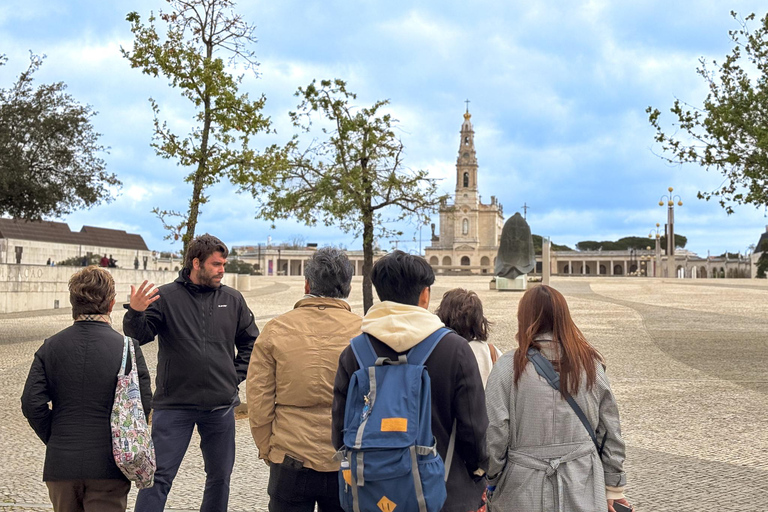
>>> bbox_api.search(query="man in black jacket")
[332,251,489,512]
[124,234,259,512]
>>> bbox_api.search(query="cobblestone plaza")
[1,275,766,511]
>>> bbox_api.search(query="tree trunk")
[361,159,374,313]
[181,40,214,256]
[362,207,374,313]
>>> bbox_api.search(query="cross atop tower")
[464,98,470,112]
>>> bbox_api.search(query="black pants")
[268,458,343,512]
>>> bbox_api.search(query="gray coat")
[485,340,626,512]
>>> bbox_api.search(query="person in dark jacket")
[332,250,489,512]
[124,233,259,512]
[21,265,152,512]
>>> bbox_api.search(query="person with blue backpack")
[332,250,489,512]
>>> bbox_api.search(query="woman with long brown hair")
[484,285,631,512]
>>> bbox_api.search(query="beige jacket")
[247,297,361,472]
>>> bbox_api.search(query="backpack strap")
[489,343,499,365]
[350,333,379,369]
[407,327,452,366]
[526,347,603,457]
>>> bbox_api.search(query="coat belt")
[507,442,595,512]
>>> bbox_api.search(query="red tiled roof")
[0,218,149,251]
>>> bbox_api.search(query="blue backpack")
[338,328,452,512]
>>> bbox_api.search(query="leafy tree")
[0,53,119,220]
[647,11,768,214]
[575,235,686,252]
[245,79,445,312]
[122,0,275,253]
[225,258,255,275]
[532,234,571,255]
[57,254,100,267]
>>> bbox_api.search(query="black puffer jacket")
[21,321,152,481]
[123,269,259,410]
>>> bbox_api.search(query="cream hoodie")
[360,301,445,351]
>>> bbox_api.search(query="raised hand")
[129,280,160,312]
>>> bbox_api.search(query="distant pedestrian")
[124,234,259,512]
[81,256,88,266]
[142,256,148,270]
[46,258,51,266]
[108,255,117,268]
[436,288,501,388]
[21,266,152,512]
[248,247,361,512]
[134,257,139,270]
[100,254,109,267]
[484,285,630,512]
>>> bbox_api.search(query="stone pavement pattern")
[1,275,767,511]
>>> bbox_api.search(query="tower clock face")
[463,152,469,159]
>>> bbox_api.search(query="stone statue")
[495,212,535,279]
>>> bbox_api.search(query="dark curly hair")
[435,288,490,341]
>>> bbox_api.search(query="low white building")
[0,218,152,269]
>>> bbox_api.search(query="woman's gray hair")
[304,247,353,298]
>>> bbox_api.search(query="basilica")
[425,109,505,274]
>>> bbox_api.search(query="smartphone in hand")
[613,502,633,512]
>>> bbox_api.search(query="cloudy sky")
[2,0,766,256]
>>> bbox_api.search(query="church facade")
[425,110,505,274]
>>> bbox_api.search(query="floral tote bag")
[111,336,155,488]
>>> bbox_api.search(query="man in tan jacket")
[247,247,361,512]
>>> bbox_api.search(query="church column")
[582,261,586,275]
[624,260,628,275]
[568,261,572,275]
[610,260,614,275]
[300,259,304,277]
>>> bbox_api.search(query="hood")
[361,301,445,352]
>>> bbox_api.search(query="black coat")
[123,270,259,410]
[332,331,489,512]
[21,321,152,481]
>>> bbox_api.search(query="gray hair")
[304,247,353,298]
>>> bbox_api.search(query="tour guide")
[123,234,259,512]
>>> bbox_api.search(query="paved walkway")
[1,276,766,511]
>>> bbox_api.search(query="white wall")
[0,264,245,314]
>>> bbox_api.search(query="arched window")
[613,265,623,275]
[442,256,452,266]
[429,256,438,265]
[464,136,469,145]
[461,256,470,266]
[463,172,469,187]
[462,219,469,235]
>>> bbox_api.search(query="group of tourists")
[21,233,631,512]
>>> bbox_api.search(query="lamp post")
[648,223,662,277]
[659,187,683,278]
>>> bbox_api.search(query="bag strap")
[119,336,130,376]
[526,347,602,456]
[444,419,457,482]
[488,343,498,365]
[407,327,452,366]
[350,333,379,369]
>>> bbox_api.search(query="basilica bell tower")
[455,106,479,206]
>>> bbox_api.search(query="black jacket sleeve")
[122,300,163,345]
[332,346,355,450]
[21,344,52,444]
[132,339,153,418]
[451,340,490,474]
[234,300,259,383]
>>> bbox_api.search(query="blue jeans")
[134,407,235,512]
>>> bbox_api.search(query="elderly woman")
[22,266,152,512]
[485,285,631,512]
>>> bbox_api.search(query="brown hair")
[513,285,603,394]
[184,233,228,270]
[68,266,116,319]
[435,288,490,341]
